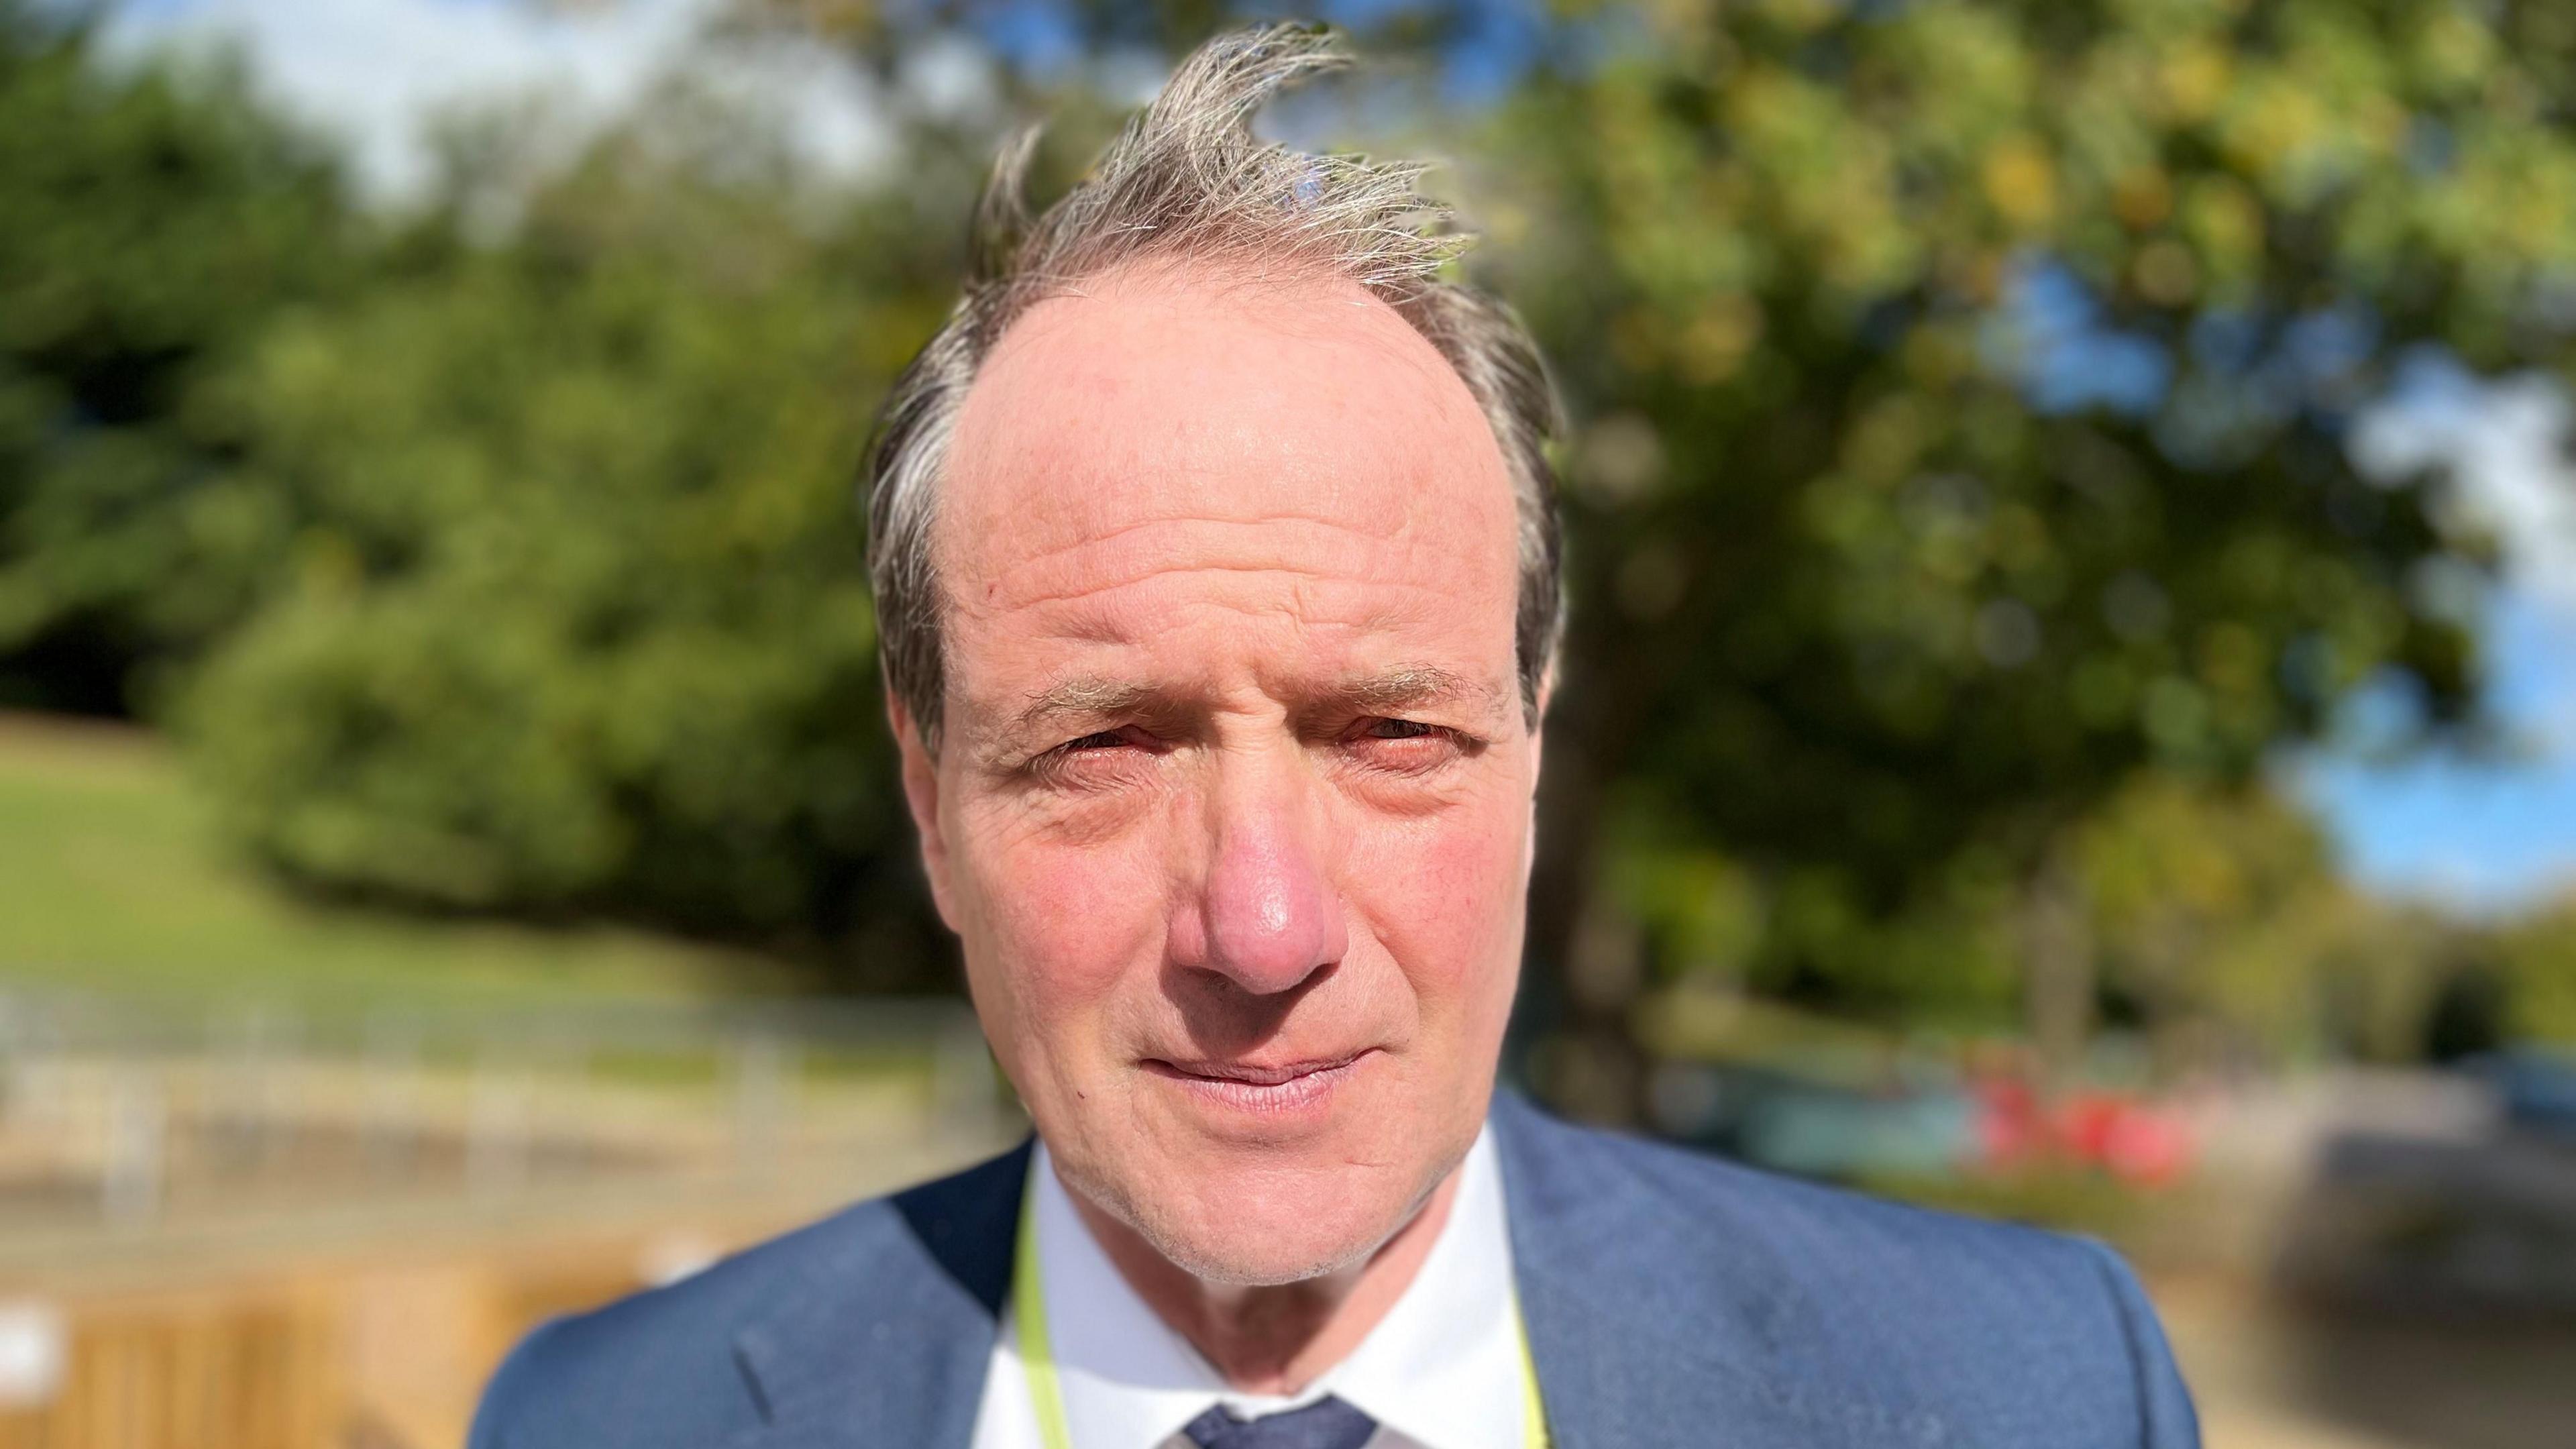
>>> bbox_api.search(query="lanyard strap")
[1011,1177,1550,1448]
[1012,1179,1077,1449]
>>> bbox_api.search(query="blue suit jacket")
[472,1091,2198,1448]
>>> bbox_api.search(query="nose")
[1173,777,1348,997]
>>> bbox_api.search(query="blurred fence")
[0,989,1016,1448]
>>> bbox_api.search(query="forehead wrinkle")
[983,509,1413,576]
[976,518,1414,605]
[941,507,1457,627]
[953,544,1487,658]
[939,445,1442,585]
[968,502,1494,608]
[973,570,1483,626]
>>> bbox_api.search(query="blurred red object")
[1970,1077,2193,1187]
[1974,1075,2047,1166]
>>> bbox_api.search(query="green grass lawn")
[0,711,777,1010]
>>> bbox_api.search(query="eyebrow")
[994,664,1503,749]
[1318,664,1497,716]
[1007,677,1161,741]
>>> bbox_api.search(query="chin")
[1144,1185,1401,1287]
[1079,1122,1465,1287]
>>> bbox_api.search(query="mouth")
[1141,1049,1377,1115]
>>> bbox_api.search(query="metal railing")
[0,988,1012,1240]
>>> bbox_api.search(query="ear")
[890,696,963,932]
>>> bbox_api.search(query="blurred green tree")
[2070,776,2454,1063]
[175,123,963,982]
[0,1,354,714]
[2496,896,2576,1044]
[1472,0,2572,1109]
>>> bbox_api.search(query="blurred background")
[3,0,2575,1444]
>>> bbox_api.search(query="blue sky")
[103,0,916,197]
[2307,364,2576,914]
[107,0,2576,917]
[2298,584,2576,913]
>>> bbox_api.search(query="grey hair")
[864,23,1563,751]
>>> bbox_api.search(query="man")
[472,25,2198,1449]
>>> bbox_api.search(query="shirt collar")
[1027,1124,1527,1449]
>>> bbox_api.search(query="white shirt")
[968,1124,1536,1449]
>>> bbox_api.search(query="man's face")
[898,264,1538,1285]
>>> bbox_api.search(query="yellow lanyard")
[1011,1177,1550,1449]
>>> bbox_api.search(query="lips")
[1142,1049,1375,1115]
[1150,1055,1360,1085]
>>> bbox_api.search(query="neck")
[1063,1165,1466,1397]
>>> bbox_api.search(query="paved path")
[2155,1275,2576,1449]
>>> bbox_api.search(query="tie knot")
[1182,1393,1377,1449]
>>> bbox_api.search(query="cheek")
[954,808,1167,1047]
[1343,792,1532,1008]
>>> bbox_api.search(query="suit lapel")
[1492,1092,1897,1449]
[729,1141,1032,1449]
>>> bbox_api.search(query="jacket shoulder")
[1494,1095,2198,1447]
[469,1143,1028,1449]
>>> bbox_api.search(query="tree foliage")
[175,133,965,979]
[0,1,353,713]
[1500,0,2544,983]
[2498,896,2576,1044]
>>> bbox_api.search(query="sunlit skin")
[890,260,1543,1392]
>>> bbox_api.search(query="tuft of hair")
[865,23,1564,752]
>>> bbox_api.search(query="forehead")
[934,265,1519,693]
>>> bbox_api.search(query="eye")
[1022,724,1162,788]
[1342,717,1476,777]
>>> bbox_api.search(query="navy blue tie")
[1181,1394,1377,1449]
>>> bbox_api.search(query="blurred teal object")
[1652,1061,1976,1179]
[1740,1079,1979,1179]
